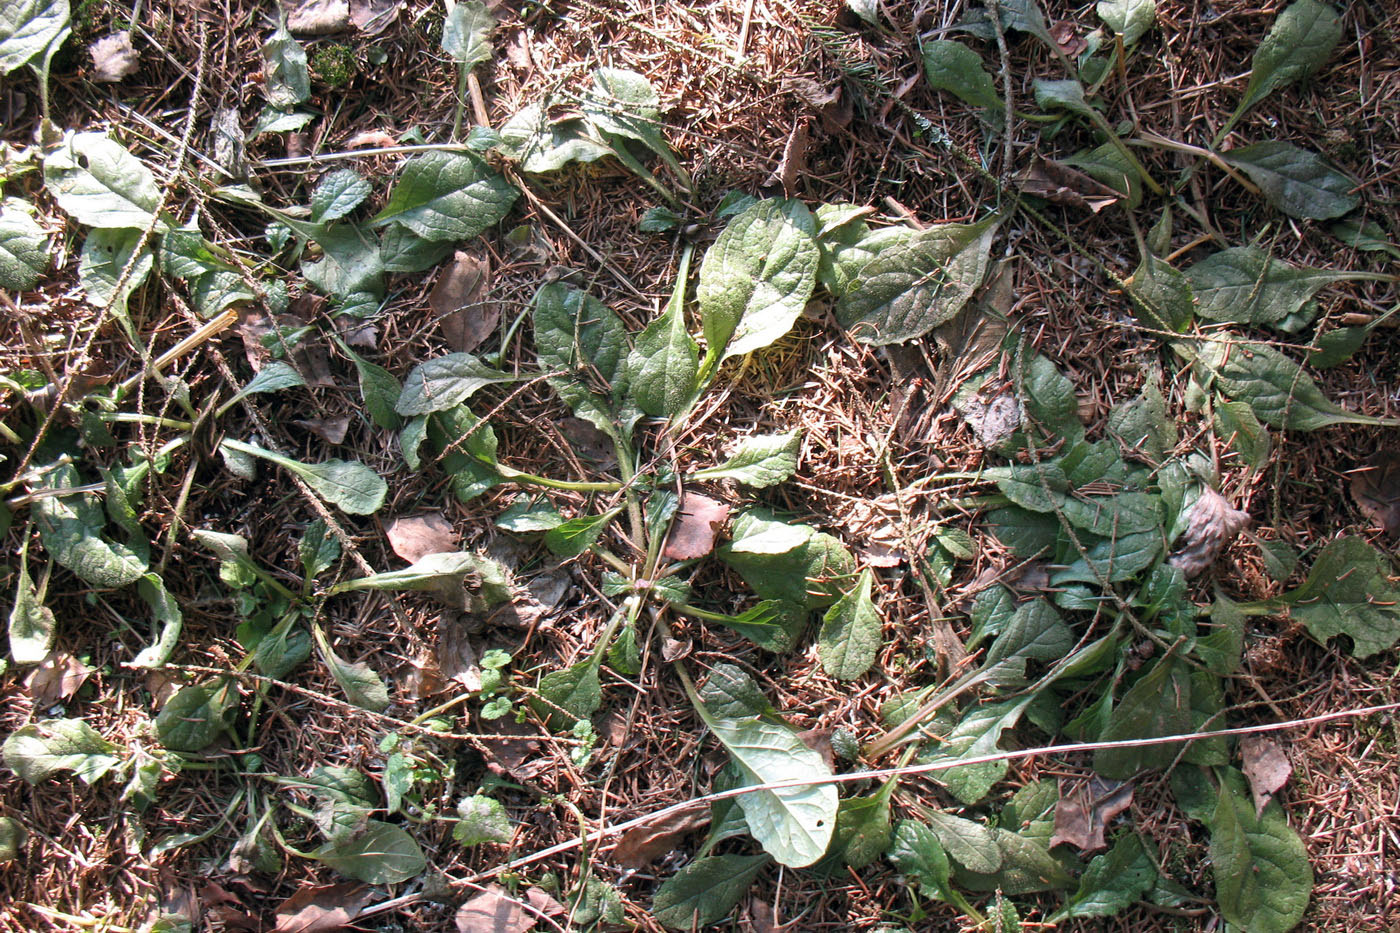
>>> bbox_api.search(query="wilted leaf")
[1222,141,1358,220]
[88,30,136,82]
[263,21,309,107]
[1241,736,1292,817]
[0,197,50,289]
[273,883,371,933]
[286,0,350,34]
[1167,486,1251,578]
[455,884,536,933]
[1019,157,1120,212]
[1048,776,1133,852]
[766,119,809,198]
[295,415,350,444]
[386,513,458,564]
[612,806,707,869]
[349,0,398,34]
[0,0,70,74]
[431,252,497,353]
[1221,0,1342,140]
[1349,451,1400,535]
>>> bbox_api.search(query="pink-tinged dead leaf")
[1049,776,1133,853]
[1168,487,1251,578]
[349,0,399,35]
[1241,736,1292,816]
[295,416,351,445]
[1350,451,1400,536]
[455,884,536,933]
[89,32,139,83]
[662,492,730,560]
[25,652,92,704]
[860,522,905,567]
[386,513,459,563]
[235,309,336,387]
[744,896,783,933]
[661,636,692,662]
[796,728,835,771]
[766,119,810,199]
[611,805,709,870]
[1049,21,1089,56]
[1019,157,1120,213]
[524,889,564,918]
[345,130,399,149]
[437,620,482,691]
[274,882,371,933]
[336,320,379,348]
[431,252,498,353]
[285,0,351,34]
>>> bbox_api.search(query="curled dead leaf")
[1349,451,1400,536]
[611,805,708,869]
[1019,157,1120,213]
[1241,735,1292,817]
[89,32,139,83]
[295,416,351,445]
[960,393,1021,448]
[25,652,92,705]
[662,492,729,560]
[345,130,399,149]
[1049,775,1133,853]
[765,120,810,199]
[1168,487,1250,578]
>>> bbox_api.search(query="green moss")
[310,44,356,89]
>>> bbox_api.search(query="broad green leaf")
[533,282,632,433]
[1190,340,1394,431]
[441,0,494,69]
[983,598,1073,685]
[922,40,1002,111]
[1108,379,1175,460]
[1093,655,1193,778]
[222,361,305,413]
[219,439,387,514]
[1222,141,1358,220]
[1128,253,1193,332]
[1096,0,1155,46]
[372,151,517,241]
[1014,351,1085,444]
[1211,771,1312,933]
[544,508,622,558]
[298,519,341,581]
[1185,246,1382,325]
[691,432,800,488]
[1331,217,1400,259]
[0,198,49,289]
[326,551,511,612]
[921,697,1031,804]
[704,715,838,867]
[254,623,310,680]
[454,795,511,845]
[1053,832,1156,920]
[818,569,881,680]
[697,199,819,361]
[627,295,699,419]
[0,0,68,74]
[33,462,147,587]
[313,626,390,712]
[189,269,255,318]
[1222,0,1342,139]
[1212,398,1271,468]
[156,680,236,751]
[262,21,309,108]
[8,550,55,664]
[44,132,163,229]
[1060,490,1162,538]
[835,216,997,345]
[3,718,119,784]
[1280,535,1400,657]
[887,819,953,893]
[495,495,564,532]
[698,663,773,719]
[580,67,687,183]
[432,404,504,503]
[818,224,916,299]
[700,600,808,653]
[725,511,812,555]
[395,352,518,416]
[298,765,380,808]
[310,169,371,223]
[314,820,426,884]
[341,346,402,431]
[129,572,184,669]
[498,105,612,173]
[301,225,385,300]
[953,826,1074,894]
[0,816,26,862]
[989,460,1071,513]
[250,105,314,136]
[1033,78,1094,119]
[1308,325,1370,369]
[921,809,1000,874]
[531,658,601,730]
[379,225,454,273]
[719,511,855,610]
[1063,142,1142,209]
[820,786,893,870]
[651,854,769,929]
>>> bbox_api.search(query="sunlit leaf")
[313,626,390,712]
[818,569,881,680]
[219,439,387,514]
[44,131,164,229]
[0,198,49,289]
[3,718,119,784]
[372,151,517,241]
[0,0,69,74]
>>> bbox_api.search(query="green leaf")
[3,718,119,784]
[921,809,1000,874]
[718,511,855,610]
[1093,655,1193,778]
[820,787,893,869]
[254,623,311,680]
[0,198,49,289]
[379,225,455,273]
[454,795,511,845]
[310,169,371,223]
[544,508,622,558]
[441,0,494,69]
[580,67,687,184]
[531,658,601,730]
[652,854,769,929]
[1185,245,1376,325]
[262,21,309,108]
[156,680,236,751]
[1308,325,1370,369]
[1128,253,1193,332]
[0,0,68,74]
[1331,217,1400,259]
[1223,0,1342,139]
[533,282,632,433]
[300,225,384,300]
[395,353,517,416]
[1190,340,1393,431]
[818,224,916,299]
[704,715,838,867]
[44,132,163,229]
[953,826,1074,894]
[921,697,1031,805]
[1033,78,1094,119]
[818,569,881,680]
[326,551,511,612]
[1279,535,1400,657]
[1054,833,1157,920]
[0,816,25,862]
[921,40,1002,111]
[33,462,147,587]
[1222,141,1358,220]
[887,819,953,893]
[705,600,808,653]
[371,151,517,241]
[1108,379,1175,460]
[697,199,819,361]
[130,572,184,669]
[698,663,773,719]
[342,347,402,431]
[298,519,341,581]
[1211,398,1270,469]
[835,216,997,345]
[9,552,55,664]
[691,432,800,488]
[219,439,387,514]
[1197,596,1246,675]
[627,296,699,419]
[1096,0,1155,46]
[313,626,390,712]
[498,105,612,173]
[495,495,564,532]
[984,598,1073,685]
[1211,771,1312,933]
[314,820,426,884]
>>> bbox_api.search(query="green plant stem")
[589,546,634,577]
[452,64,469,141]
[97,412,194,430]
[496,463,623,492]
[613,434,646,551]
[589,594,641,666]
[670,602,735,624]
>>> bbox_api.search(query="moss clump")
[310,44,356,89]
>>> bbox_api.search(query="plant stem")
[495,464,623,492]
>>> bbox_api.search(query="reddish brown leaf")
[431,252,497,353]
[25,652,92,704]
[386,513,459,564]
[796,728,835,771]
[455,884,536,933]
[274,883,370,933]
[662,492,729,560]
[611,805,708,869]
[1350,451,1400,536]
[89,32,139,82]
[1049,21,1089,56]
[235,309,335,386]
[400,649,448,700]
[1167,487,1251,578]
[1241,736,1292,816]
[295,415,351,445]
[766,120,810,199]
[1018,157,1120,213]
[1049,776,1133,852]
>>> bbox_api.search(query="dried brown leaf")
[89,32,139,83]
[960,393,1021,448]
[235,309,335,386]
[786,77,851,131]
[1049,776,1133,852]
[558,417,612,464]
[400,649,448,700]
[1167,487,1251,578]
[431,252,497,353]
[349,0,399,35]
[796,727,836,771]
[1349,451,1400,536]
[611,805,708,869]
[437,619,482,691]
[285,0,351,34]
[455,884,536,933]
[274,883,371,933]
[661,636,692,662]
[386,513,459,563]
[766,120,810,199]
[1241,736,1292,816]
[662,492,729,560]
[1019,157,1119,213]
[1049,21,1089,56]
[345,130,398,149]
[295,416,350,445]
[24,652,92,704]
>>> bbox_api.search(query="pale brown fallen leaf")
[479,717,544,781]
[786,77,852,132]
[286,0,351,34]
[796,728,835,771]
[1241,736,1292,817]
[386,513,459,563]
[661,636,691,662]
[295,416,350,445]
[766,119,810,199]
[524,889,564,918]
[662,492,729,560]
[960,393,1021,448]
[1349,451,1400,536]
[345,130,399,149]
[400,649,448,700]
[1167,487,1251,578]
[859,522,905,567]
[745,896,783,933]
[1019,157,1119,213]
[437,619,481,691]
[336,319,379,348]
[611,805,708,869]
[25,652,92,704]
[274,882,371,933]
[455,884,536,933]
[1049,776,1133,853]
[558,417,612,464]
[235,309,335,387]
[431,252,497,353]
[89,32,139,83]
[1049,21,1089,56]
[349,0,399,34]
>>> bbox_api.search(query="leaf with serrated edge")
[371,151,517,241]
[818,569,881,680]
[692,432,800,488]
[44,132,164,229]
[651,854,769,929]
[1210,770,1312,933]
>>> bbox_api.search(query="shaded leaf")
[313,821,425,884]
[1185,245,1379,325]
[628,284,699,418]
[313,627,390,712]
[651,854,769,929]
[921,809,999,874]
[1128,253,1193,332]
[1223,0,1342,139]
[1093,655,1193,778]
[544,508,621,558]
[1053,832,1156,920]
[1350,451,1400,535]
[922,40,1002,111]
[532,282,631,434]
[1222,141,1358,220]
[301,225,384,299]
[1210,770,1312,933]
[1279,535,1400,657]
[156,680,236,751]
[1096,0,1155,46]
[1213,398,1271,469]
